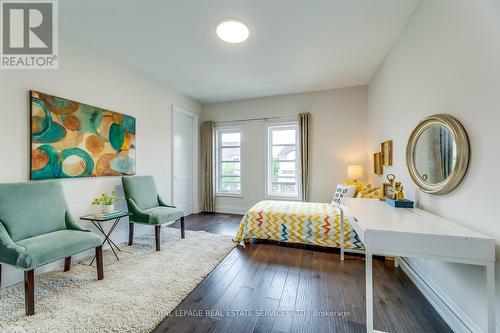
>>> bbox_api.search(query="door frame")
[171,104,199,214]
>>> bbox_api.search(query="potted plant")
[92,190,124,214]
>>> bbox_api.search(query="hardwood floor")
[158,213,451,333]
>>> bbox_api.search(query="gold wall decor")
[406,114,470,195]
[381,140,393,166]
[373,152,383,175]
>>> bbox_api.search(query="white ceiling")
[61,0,419,103]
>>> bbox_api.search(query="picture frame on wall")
[373,152,383,175]
[381,140,393,166]
[30,90,137,180]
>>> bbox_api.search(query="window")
[266,123,300,199]
[216,128,242,195]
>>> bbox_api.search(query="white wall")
[0,32,202,287]
[366,0,500,331]
[203,87,367,213]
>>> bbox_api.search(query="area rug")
[0,228,237,333]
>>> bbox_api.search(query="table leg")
[105,218,122,252]
[366,250,374,333]
[487,262,496,333]
[340,207,345,261]
[89,218,123,265]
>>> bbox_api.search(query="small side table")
[80,211,131,265]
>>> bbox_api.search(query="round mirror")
[406,114,469,195]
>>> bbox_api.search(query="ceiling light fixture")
[216,20,249,44]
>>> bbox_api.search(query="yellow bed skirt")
[234,200,363,249]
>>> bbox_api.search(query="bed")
[234,200,364,258]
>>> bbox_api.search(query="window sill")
[216,193,244,198]
[265,195,301,201]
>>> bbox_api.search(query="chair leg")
[64,256,71,272]
[0,264,2,288]
[96,246,104,280]
[155,225,161,251]
[24,269,34,316]
[180,216,185,239]
[128,222,134,246]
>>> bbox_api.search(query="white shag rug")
[0,227,236,333]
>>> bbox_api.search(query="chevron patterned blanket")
[234,200,363,249]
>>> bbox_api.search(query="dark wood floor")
[157,213,451,333]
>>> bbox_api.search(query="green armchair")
[122,176,185,251]
[0,181,103,316]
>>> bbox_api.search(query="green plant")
[92,190,124,206]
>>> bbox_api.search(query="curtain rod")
[215,114,298,124]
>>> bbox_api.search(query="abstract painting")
[30,90,136,180]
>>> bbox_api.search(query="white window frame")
[265,122,301,200]
[215,127,243,197]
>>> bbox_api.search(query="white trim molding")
[399,258,481,333]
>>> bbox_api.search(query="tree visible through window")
[267,123,300,198]
[216,129,241,194]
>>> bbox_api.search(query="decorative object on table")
[381,140,393,166]
[332,184,357,204]
[394,181,405,200]
[373,152,383,175]
[385,198,414,208]
[406,114,469,195]
[92,190,124,214]
[0,181,103,316]
[30,90,136,180]
[382,173,396,200]
[122,176,185,251]
[80,211,132,263]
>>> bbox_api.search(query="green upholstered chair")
[122,176,185,251]
[0,181,104,316]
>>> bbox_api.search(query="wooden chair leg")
[96,246,104,280]
[64,256,71,272]
[24,269,34,316]
[155,225,161,251]
[0,264,2,288]
[128,222,134,246]
[180,216,185,239]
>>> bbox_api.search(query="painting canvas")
[30,91,136,180]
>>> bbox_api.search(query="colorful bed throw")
[234,200,363,249]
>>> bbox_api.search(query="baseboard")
[399,258,482,333]
[215,204,247,215]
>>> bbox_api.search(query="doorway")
[172,105,198,216]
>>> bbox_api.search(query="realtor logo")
[1,0,58,69]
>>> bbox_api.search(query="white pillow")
[332,184,356,204]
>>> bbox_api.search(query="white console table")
[342,198,496,333]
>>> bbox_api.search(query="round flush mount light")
[216,20,249,43]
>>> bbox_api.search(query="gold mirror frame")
[406,114,470,195]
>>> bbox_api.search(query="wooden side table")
[80,211,131,264]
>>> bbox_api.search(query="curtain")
[299,112,311,202]
[201,121,215,212]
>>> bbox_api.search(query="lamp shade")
[347,165,363,180]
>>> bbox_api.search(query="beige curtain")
[299,113,311,202]
[201,121,215,212]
